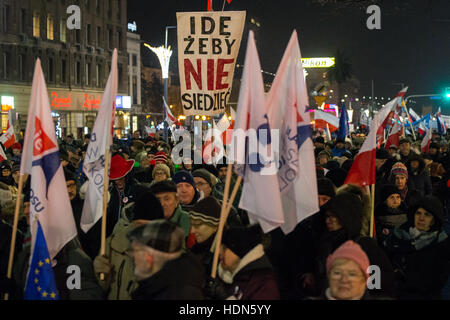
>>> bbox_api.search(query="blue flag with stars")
[24,220,59,300]
[337,103,349,140]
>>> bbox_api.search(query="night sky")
[128,0,450,111]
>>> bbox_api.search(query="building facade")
[0,0,128,138]
[126,30,141,135]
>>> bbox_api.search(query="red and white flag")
[314,110,339,132]
[230,31,284,232]
[376,88,408,144]
[0,145,7,162]
[385,116,403,150]
[421,126,432,153]
[267,30,319,234]
[0,109,16,149]
[344,114,379,187]
[20,59,77,259]
[81,49,118,232]
[163,97,177,126]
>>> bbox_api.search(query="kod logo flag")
[20,58,77,298]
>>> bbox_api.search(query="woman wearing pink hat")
[323,240,371,300]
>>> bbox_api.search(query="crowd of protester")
[0,126,449,300]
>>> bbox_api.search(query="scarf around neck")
[395,226,448,250]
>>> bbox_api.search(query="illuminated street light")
[144,43,172,79]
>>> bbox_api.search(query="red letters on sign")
[184,59,202,90]
[216,59,234,90]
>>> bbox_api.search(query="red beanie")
[12,142,22,150]
[326,240,370,279]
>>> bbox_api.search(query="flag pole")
[370,183,375,238]
[403,104,417,141]
[4,173,26,300]
[222,0,226,11]
[211,163,232,278]
[99,147,111,281]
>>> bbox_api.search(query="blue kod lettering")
[30,188,45,213]
[90,133,97,142]
[94,173,103,185]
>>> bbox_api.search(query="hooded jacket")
[406,156,433,197]
[218,244,280,300]
[383,196,450,300]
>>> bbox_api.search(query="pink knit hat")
[326,240,370,279]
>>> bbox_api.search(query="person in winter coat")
[128,220,205,300]
[375,184,408,246]
[150,180,191,241]
[93,190,165,300]
[336,184,371,237]
[189,197,222,278]
[331,139,348,158]
[217,225,280,300]
[388,162,421,208]
[319,241,372,300]
[173,170,202,212]
[406,154,433,196]
[309,192,395,298]
[150,163,171,186]
[383,195,450,300]
[0,219,23,297]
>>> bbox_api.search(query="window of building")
[132,76,137,105]
[108,28,113,49]
[60,19,66,43]
[132,54,137,67]
[20,9,26,34]
[3,5,9,33]
[117,0,121,20]
[33,12,40,38]
[96,64,100,86]
[117,30,122,49]
[76,29,81,44]
[47,15,54,40]
[19,55,25,81]
[3,53,9,80]
[61,59,66,83]
[48,57,54,82]
[75,61,81,85]
[96,0,100,14]
[97,26,101,46]
[86,24,91,45]
[118,63,122,89]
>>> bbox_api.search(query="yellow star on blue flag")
[24,221,59,300]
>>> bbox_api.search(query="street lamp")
[144,25,176,141]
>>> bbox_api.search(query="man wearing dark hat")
[0,161,14,185]
[11,142,22,164]
[332,138,348,157]
[428,142,443,163]
[314,136,325,149]
[399,138,416,163]
[172,170,201,212]
[94,189,165,300]
[192,168,214,198]
[150,180,190,239]
[128,220,204,300]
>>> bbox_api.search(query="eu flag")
[337,103,349,140]
[24,220,59,300]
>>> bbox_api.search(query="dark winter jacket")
[406,157,433,196]
[375,201,408,245]
[383,222,450,299]
[0,220,23,296]
[131,251,205,300]
[13,238,103,300]
[190,233,215,279]
[218,244,280,300]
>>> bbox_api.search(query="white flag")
[267,31,319,234]
[20,59,77,259]
[81,49,118,232]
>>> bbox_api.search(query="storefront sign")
[50,91,103,110]
[177,11,246,116]
[301,57,335,68]
[116,96,131,109]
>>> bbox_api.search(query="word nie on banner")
[177,11,246,117]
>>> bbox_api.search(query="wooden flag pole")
[403,105,417,141]
[99,147,111,281]
[370,184,375,238]
[225,175,242,215]
[211,163,233,278]
[4,173,26,300]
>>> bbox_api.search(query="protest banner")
[177,11,246,116]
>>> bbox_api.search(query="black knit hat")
[222,224,262,258]
[380,184,401,203]
[325,168,348,188]
[315,136,325,144]
[63,168,77,182]
[335,138,345,145]
[317,178,336,198]
[132,190,164,221]
[189,196,221,226]
[429,142,440,150]
[0,161,11,171]
[376,148,390,159]
[192,169,213,187]
[150,180,177,194]
[408,195,444,230]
